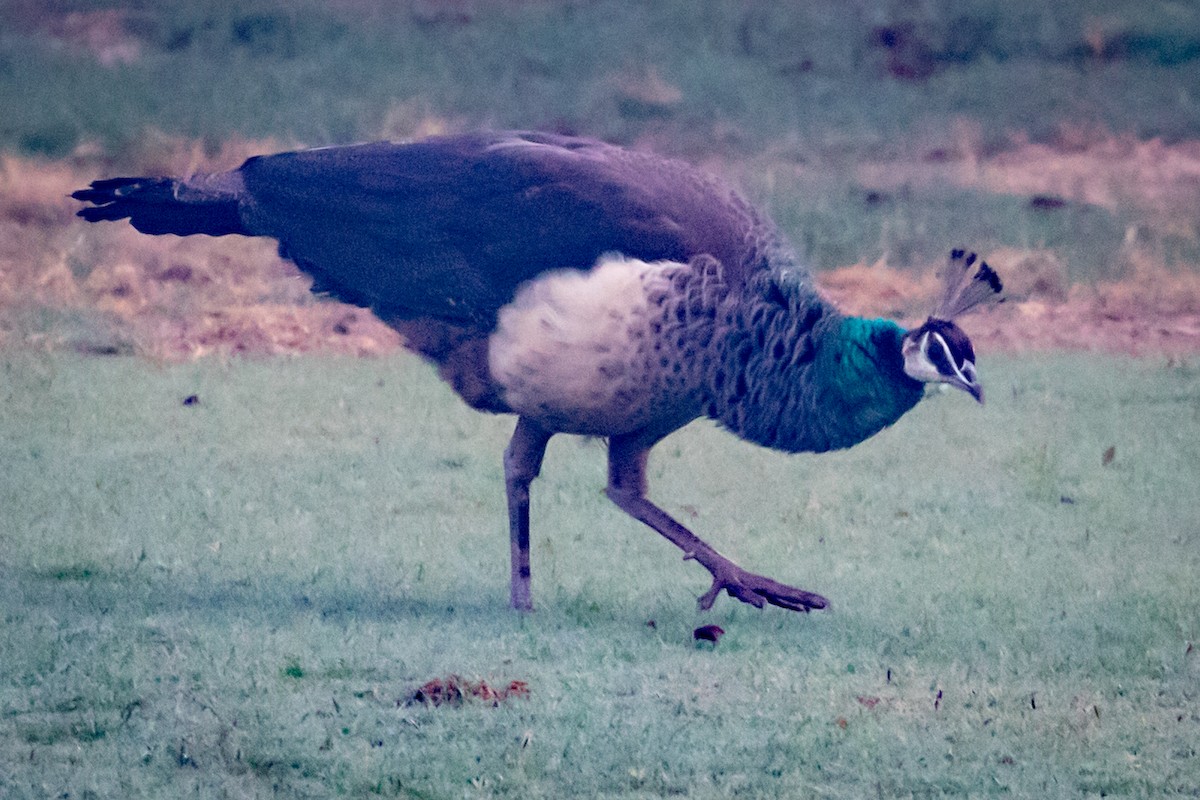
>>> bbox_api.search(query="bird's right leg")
[605,434,828,613]
[504,417,552,611]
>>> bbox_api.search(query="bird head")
[902,317,984,402]
[901,250,1003,404]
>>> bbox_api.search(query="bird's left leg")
[605,434,828,613]
[504,417,552,611]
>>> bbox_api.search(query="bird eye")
[925,333,953,374]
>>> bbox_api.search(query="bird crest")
[931,249,1004,321]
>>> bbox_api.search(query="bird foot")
[698,565,828,613]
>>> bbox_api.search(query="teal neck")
[708,310,925,454]
[813,317,925,449]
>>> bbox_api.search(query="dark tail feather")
[72,176,247,237]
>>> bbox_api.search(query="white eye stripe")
[928,332,953,369]
[915,332,939,373]
[929,332,976,385]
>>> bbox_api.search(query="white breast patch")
[488,255,681,434]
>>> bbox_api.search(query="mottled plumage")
[74,131,1002,614]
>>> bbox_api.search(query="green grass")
[7,0,1200,282]
[5,5,1198,793]
[5,0,1200,156]
[1,350,1198,797]
[748,171,1137,281]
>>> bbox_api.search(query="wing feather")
[236,131,776,327]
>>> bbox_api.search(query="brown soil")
[3,143,1199,360]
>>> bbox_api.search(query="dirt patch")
[3,148,1199,359]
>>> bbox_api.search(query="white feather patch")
[488,255,681,434]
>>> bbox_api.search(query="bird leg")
[605,435,828,613]
[504,417,552,611]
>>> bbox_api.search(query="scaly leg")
[605,434,828,613]
[504,417,552,611]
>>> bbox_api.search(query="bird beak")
[950,361,984,404]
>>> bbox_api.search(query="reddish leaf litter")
[403,675,530,708]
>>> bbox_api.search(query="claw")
[699,568,828,613]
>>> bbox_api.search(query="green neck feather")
[708,310,925,454]
[814,317,925,449]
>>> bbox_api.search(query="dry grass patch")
[0,150,399,358]
[3,141,1200,359]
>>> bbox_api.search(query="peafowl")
[73,131,1003,614]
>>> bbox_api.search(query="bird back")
[236,132,790,329]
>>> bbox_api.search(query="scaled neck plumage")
[703,280,924,454]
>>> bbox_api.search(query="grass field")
[1,351,1198,797]
[2,1,1200,797]
[5,0,1200,277]
[6,0,1200,155]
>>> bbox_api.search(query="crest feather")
[932,249,1004,320]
